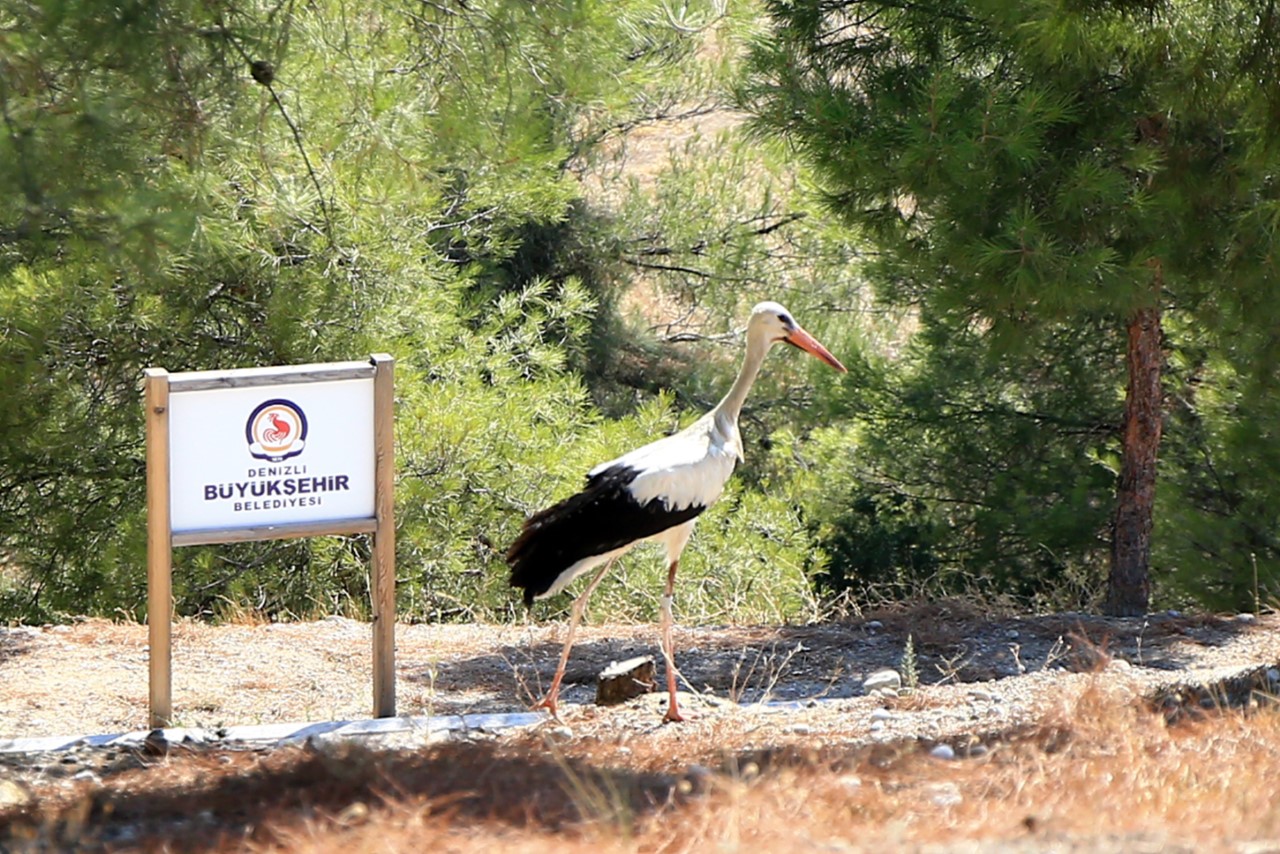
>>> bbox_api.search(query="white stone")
[929,744,956,761]
[1006,629,1020,639]
[869,720,885,732]
[866,620,884,631]
[785,724,813,735]
[870,708,894,721]
[0,780,31,808]
[863,669,901,693]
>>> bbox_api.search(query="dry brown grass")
[5,682,1280,852]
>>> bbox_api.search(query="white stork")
[506,302,846,722]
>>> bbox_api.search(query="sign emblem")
[246,399,308,462]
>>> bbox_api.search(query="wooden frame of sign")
[144,354,396,728]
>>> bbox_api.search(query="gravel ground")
[2,606,1278,753]
[3,606,1280,851]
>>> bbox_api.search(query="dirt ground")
[3,604,1279,741]
[3,605,1280,852]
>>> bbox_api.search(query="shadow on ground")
[0,737,689,852]
[404,602,1262,709]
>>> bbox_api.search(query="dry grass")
[5,683,1280,852]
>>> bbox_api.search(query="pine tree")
[745,0,1280,614]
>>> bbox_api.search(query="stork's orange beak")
[785,326,847,373]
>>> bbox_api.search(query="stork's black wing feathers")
[506,464,706,605]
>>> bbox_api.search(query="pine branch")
[221,31,337,249]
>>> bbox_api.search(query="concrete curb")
[0,696,825,756]
[0,710,551,755]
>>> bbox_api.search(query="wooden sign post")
[144,355,396,728]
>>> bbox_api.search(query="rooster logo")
[264,412,291,444]
[246,399,308,462]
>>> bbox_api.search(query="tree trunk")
[1105,270,1165,616]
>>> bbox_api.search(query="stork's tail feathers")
[506,506,572,607]
[506,465,705,606]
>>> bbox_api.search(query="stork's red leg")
[659,559,685,723]
[536,559,614,717]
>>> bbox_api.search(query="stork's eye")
[779,313,793,327]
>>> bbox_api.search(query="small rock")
[869,720,885,732]
[1235,613,1259,623]
[596,656,656,706]
[677,765,714,796]
[1266,668,1280,685]
[545,726,573,742]
[785,724,813,735]
[863,669,901,693]
[1166,609,1182,618]
[870,708,894,722]
[865,620,883,631]
[0,779,32,808]
[838,774,863,790]
[71,770,100,783]
[930,744,956,761]
[336,802,369,825]
[1106,658,1132,672]
[616,746,632,756]
[968,688,998,702]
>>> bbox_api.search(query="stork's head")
[749,301,847,373]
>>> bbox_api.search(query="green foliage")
[745,0,1280,610]
[1156,325,1280,610]
[20,0,1280,626]
[804,317,1118,607]
[0,0,830,626]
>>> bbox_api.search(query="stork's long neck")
[711,328,771,427]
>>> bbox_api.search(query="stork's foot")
[662,704,688,724]
[533,694,562,719]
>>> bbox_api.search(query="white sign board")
[168,377,375,534]
[146,355,397,727]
